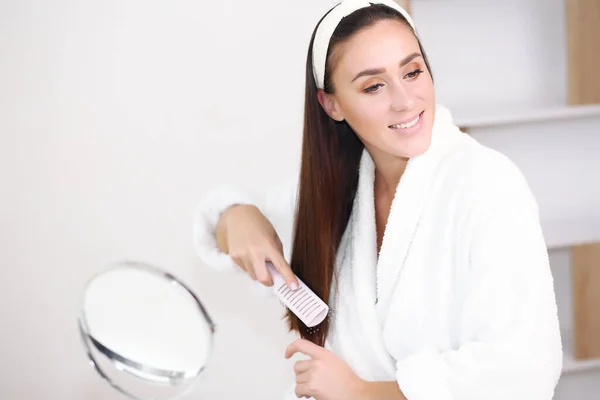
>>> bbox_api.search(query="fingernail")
[290,282,298,291]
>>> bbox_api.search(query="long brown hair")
[286,4,433,346]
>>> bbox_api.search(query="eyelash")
[363,69,424,93]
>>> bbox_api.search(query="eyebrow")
[351,52,423,82]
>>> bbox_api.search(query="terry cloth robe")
[193,104,563,400]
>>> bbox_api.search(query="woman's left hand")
[285,339,366,400]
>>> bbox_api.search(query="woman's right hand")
[216,204,299,290]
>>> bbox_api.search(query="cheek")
[416,76,435,104]
[341,94,388,132]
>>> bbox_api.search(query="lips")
[388,111,423,129]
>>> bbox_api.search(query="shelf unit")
[453,104,600,131]
[398,0,600,387]
[562,330,600,374]
[454,109,600,376]
[542,219,600,251]
[564,0,600,371]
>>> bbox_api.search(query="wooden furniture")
[566,0,600,105]
[565,0,600,362]
[572,243,600,360]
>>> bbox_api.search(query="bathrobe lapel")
[348,151,397,376]
[346,105,463,373]
[375,114,460,319]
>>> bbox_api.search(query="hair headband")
[312,0,417,89]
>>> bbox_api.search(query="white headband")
[312,0,417,89]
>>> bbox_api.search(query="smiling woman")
[295,0,435,346]
[193,1,563,399]
[317,18,434,170]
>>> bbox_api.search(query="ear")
[317,89,345,122]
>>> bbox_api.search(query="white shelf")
[453,104,600,129]
[562,330,600,374]
[541,218,600,249]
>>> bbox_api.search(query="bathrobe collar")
[344,104,463,373]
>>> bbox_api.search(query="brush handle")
[265,261,288,288]
[265,262,329,328]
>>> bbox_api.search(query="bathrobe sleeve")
[192,176,298,273]
[394,157,563,400]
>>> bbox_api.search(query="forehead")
[333,19,420,72]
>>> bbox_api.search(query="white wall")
[0,0,336,398]
[1,0,598,399]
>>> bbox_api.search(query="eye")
[363,83,384,93]
[404,68,424,80]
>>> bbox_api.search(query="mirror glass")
[79,261,214,399]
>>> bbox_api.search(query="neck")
[372,153,409,198]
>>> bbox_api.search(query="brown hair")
[286,4,433,346]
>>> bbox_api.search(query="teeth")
[390,114,420,129]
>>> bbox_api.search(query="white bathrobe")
[193,104,563,400]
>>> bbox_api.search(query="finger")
[294,383,313,399]
[243,257,257,281]
[295,371,310,384]
[252,253,273,286]
[285,339,324,359]
[293,360,313,374]
[268,250,298,290]
[274,234,284,253]
[231,256,247,272]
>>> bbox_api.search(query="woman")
[193,1,563,399]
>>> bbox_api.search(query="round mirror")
[78,261,215,400]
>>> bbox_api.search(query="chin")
[403,145,430,158]
[393,132,432,158]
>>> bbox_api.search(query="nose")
[390,82,414,111]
